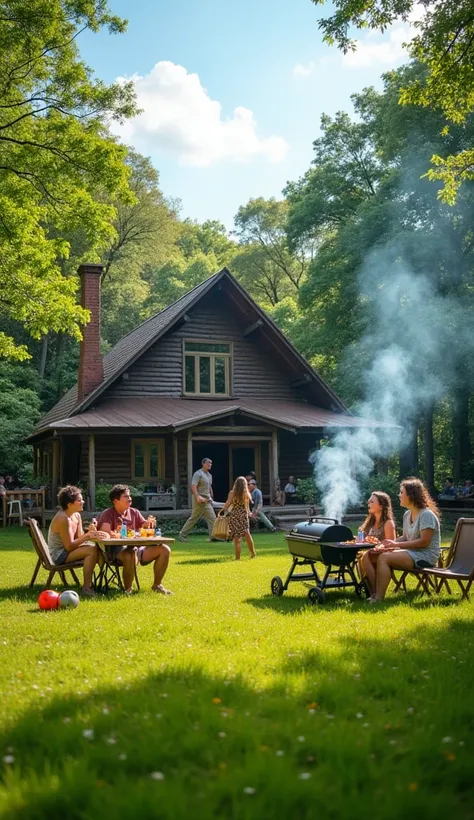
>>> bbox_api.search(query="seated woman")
[369,477,441,603]
[48,485,108,596]
[359,491,396,597]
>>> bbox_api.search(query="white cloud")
[113,61,288,167]
[292,61,315,77]
[342,24,411,68]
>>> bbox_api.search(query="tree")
[0,0,137,360]
[0,362,41,473]
[312,0,474,201]
[231,197,312,308]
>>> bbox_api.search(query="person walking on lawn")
[248,479,277,532]
[97,484,172,595]
[178,457,216,542]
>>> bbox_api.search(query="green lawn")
[0,526,473,819]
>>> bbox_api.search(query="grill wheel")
[271,576,284,597]
[308,587,325,605]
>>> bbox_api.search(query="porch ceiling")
[38,396,396,436]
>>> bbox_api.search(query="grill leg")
[283,557,299,590]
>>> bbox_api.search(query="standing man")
[248,479,277,532]
[98,484,172,595]
[178,457,216,542]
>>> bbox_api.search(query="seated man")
[438,477,457,501]
[459,479,474,498]
[248,479,276,532]
[284,475,298,504]
[97,484,172,595]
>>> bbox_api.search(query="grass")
[0,525,474,819]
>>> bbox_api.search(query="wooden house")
[29,265,383,509]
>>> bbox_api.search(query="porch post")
[173,433,181,510]
[33,446,37,479]
[51,438,60,506]
[271,430,279,502]
[187,429,193,508]
[88,433,96,511]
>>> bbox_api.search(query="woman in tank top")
[359,491,396,597]
[48,485,108,596]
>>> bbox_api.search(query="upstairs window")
[183,341,231,396]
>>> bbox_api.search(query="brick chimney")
[77,264,104,403]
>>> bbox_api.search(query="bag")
[212,511,230,541]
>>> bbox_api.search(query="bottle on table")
[357,529,364,543]
[120,521,128,538]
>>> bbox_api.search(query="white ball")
[59,590,80,609]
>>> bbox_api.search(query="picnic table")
[94,535,175,592]
[2,489,45,528]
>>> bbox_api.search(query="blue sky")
[80,0,414,229]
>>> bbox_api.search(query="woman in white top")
[370,477,441,603]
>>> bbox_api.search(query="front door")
[229,444,261,484]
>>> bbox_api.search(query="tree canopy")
[0,0,137,359]
[312,0,474,201]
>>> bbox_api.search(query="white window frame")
[182,340,232,397]
[131,439,165,482]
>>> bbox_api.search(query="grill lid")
[288,517,353,543]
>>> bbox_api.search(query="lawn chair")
[416,518,474,600]
[26,518,84,590]
[391,520,459,596]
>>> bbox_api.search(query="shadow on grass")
[1,620,474,819]
[177,557,229,566]
[246,588,464,615]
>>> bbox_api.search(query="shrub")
[296,477,320,504]
[94,483,146,512]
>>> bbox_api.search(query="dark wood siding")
[278,432,319,483]
[78,434,176,486]
[105,291,304,401]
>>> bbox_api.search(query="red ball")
[38,589,60,610]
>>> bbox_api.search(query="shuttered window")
[183,342,231,396]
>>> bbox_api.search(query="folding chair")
[416,518,474,600]
[391,519,460,595]
[94,546,140,593]
[26,518,84,590]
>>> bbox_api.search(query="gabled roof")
[33,268,348,437]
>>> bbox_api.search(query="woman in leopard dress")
[223,476,256,560]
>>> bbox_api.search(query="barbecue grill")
[271,517,371,604]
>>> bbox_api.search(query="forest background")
[1,0,473,494]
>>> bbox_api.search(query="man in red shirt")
[97,484,172,594]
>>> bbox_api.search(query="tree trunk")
[452,387,472,481]
[424,405,435,494]
[38,334,48,379]
[399,422,419,479]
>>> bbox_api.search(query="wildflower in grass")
[118,753,127,760]
[243,787,256,795]
[105,737,117,745]
[363,723,370,728]
[259,745,268,752]
[297,736,305,742]
[407,707,414,715]
[218,732,226,738]
[62,717,71,724]
[408,783,418,792]
[3,755,14,764]
[82,729,94,740]
[442,737,453,743]
[299,773,311,780]
[102,708,110,715]
[308,702,318,710]
[326,714,334,720]
[212,698,222,704]
[150,772,165,781]
[276,750,284,757]
[356,713,364,719]
[444,753,456,761]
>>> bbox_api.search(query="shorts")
[106,545,155,567]
[52,549,69,566]
[414,559,434,569]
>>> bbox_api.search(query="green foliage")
[359,473,401,504]
[296,477,321,504]
[312,0,474,201]
[0,0,137,358]
[0,365,41,473]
